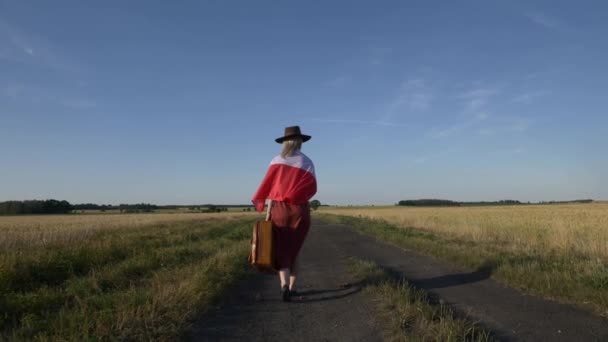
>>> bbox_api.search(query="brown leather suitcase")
[248,220,276,273]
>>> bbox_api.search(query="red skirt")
[270,201,310,270]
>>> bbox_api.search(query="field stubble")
[320,203,608,316]
[0,212,258,340]
[0,212,257,250]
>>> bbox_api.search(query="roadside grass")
[349,258,493,342]
[320,213,608,318]
[0,217,256,341]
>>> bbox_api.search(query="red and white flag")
[252,151,317,212]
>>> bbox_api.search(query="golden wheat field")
[0,212,260,340]
[321,203,608,260]
[0,212,258,250]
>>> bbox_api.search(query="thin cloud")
[369,46,392,66]
[458,86,499,113]
[432,116,529,139]
[402,79,433,110]
[0,18,81,72]
[467,98,486,111]
[310,118,410,128]
[384,78,433,122]
[413,156,429,164]
[524,67,565,81]
[2,84,24,99]
[478,128,495,136]
[492,117,533,133]
[500,146,526,155]
[476,112,489,120]
[429,121,475,139]
[429,106,491,139]
[423,85,501,139]
[510,119,531,132]
[459,88,498,99]
[512,90,545,103]
[403,149,460,168]
[0,19,35,58]
[61,98,96,109]
[1,82,95,110]
[324,76,351,89]
[477,117,533,137]
[525,12,560,30]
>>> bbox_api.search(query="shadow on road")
[411,260,496,290]
[291,286,362,303]
[296,288,352,296]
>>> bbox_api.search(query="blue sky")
[1,0,606,205]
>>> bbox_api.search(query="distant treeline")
[73,203,254,209]
[163,204,253,210]
[73,203,114,210]
[0,200,73,215]
[397,199,461,207]
[0,200,254,215]
[462,200,523,206]
[537,199,594,205]
[74,203,238,214]
[73,203,252,211]
[73,203,159,212]
[397,199,594,207]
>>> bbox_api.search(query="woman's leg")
[279,268,290,288]
[279,268,291,302]
[289,258,299,291]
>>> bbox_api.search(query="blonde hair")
[281,138,302,158]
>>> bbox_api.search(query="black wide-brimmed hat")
[275,126,311,144]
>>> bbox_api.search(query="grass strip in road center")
[349,257,493,341]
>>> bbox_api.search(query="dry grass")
[0,212,257,250]
[319,203,608,316]
[350,258,492,341]
[321,203,608,261]
[0,214,259,341]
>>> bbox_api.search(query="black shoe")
[281,286,291,302]
[289,289,298,297]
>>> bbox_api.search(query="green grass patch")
[0,217,256,341]
[320,214,608,318]
[349,258,492,341]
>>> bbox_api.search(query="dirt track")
[189,220,608,341]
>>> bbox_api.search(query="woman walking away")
[252,126,317,302]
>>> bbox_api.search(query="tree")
[0,199,73,215]
[310,200,321,211]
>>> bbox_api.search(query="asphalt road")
[189,220,608,341]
